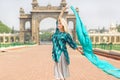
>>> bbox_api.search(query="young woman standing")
[52,7,83,80]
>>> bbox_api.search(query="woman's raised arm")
[58,7,67,20]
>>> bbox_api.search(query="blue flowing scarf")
[71,6,120,79]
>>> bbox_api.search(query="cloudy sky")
[0,0,120,30]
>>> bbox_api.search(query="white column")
[8,36,11,44]
[14,36,16,43]
[3,33,5,44]
[109,36,111,43]
[93,36,95,44]
[114,36,116,44]
[98,36,100,44]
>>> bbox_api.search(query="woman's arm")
[66,33,83,54]
[66,33,77,49]
[58,7,67,20]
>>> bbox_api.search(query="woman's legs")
[54,53,69,80]
[60,79,66,80]
[55,78,65,80]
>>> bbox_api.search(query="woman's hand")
[76,47,84,55]
[58,6,68,19]
[62,6,68,11]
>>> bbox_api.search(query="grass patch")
[0,42,36,48]
[76,42,120,51]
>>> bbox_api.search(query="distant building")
[109,23,118,33]
[88,24,120,44]
[88,29,99,33]
[0,33,19,44]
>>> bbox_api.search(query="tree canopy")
[117,24,120,32]
[0,21,11,33]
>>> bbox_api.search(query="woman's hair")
[59,18,68,33]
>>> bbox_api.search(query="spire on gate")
[32,0,39,9]
[20,8,25,15]
[60,0,67,7]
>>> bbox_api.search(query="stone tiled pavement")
[0,45,120,80]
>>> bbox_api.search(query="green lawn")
[76,42,120,51]
[92,44,120,51]
[1,42,120,51]
[0,42,35,48]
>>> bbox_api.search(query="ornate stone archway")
[19,0,79,44]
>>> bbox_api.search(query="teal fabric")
[71,6,120,79]
[52,26,77,64]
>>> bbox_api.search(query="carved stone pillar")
[19,19,25,43]
[73,21,76,41]
[31,15,39,44]
[36,19,39,44]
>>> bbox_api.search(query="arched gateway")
[19,0,79,44]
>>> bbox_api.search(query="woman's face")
[58,20,63,30]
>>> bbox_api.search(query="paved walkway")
[0,45,120,80]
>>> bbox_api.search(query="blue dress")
[52,28,78,64]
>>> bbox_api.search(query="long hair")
[59,18,68,33]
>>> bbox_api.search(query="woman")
[52,7,83,80]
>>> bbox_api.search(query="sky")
[0,0,120,30]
